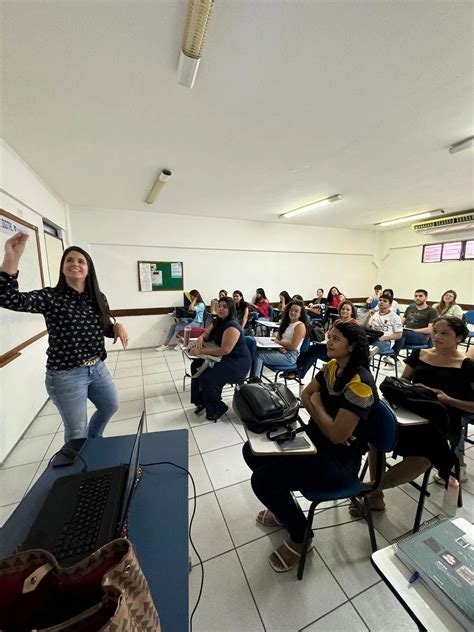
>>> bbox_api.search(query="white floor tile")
[143,371,173,386]
[189,492,234,565]
[201,443,251,490]
[216,480,281,548]
[142,356,168,367]
[192,421,243,454]
[115,359,142,369]
[185,409,212,427]
[104,416,143,437]
[1,434,55,468]
[231,418,247,441]
[370,487,434,542]
[189,550,264,632]
[188,428,199,457]
[304,602,368,632]
[352,582,418,631]
[144,381,178,398]
[25,459,49,495]
[37,399,58,417]
[118,351,141,360]
[171,368,187,382]
[113,375,143,389]
[24,414,62,438]
[401,479,474,523]
[188,454,213,498]
[237,531,346,630]
[117,385,144,403]
[312,520,389,598]
[145,393,183,415]
[147,409,190,433]
[0,502,19,527]
[0,463,40,505]
[114,365,143,378]
[43,433,65,461]
[111,399,145,422]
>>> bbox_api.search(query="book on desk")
[395,519,474,629]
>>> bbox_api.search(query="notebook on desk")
[19,413,145,567]
[255,337,281,348]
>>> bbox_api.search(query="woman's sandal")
[194,405,205,415]
[268,539,313,573]
[256,509,283,527]
[348,493,386,517]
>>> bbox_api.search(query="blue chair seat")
[301,479,362,503]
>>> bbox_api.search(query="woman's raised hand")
[5,232,29,259]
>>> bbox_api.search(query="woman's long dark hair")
[277,301,308,338]
[190,289,204,304]
[279,290,291,305]
[331,321,370,391]
[57,246,114,330]
[326,286,340,303]
[433,316,468,342]
[255,287,267,301]
[210,297,237,341]
[338,300,358,320]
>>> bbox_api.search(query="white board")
[0,210,46,358]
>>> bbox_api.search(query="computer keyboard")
[53,472,113,560]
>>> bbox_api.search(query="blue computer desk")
[0,429,189,632]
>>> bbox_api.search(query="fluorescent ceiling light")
[279,194,342,219]
[449,136,473,154]
[177,0,215,88]
[145,169,172,205]
[375,209,444,227]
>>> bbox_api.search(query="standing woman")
[434,289,463,318]
[189,297,251,420]
[249,302,307,379]
[0,233,128,442]
[248,288,271,320]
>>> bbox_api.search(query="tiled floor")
[1,347,473,631]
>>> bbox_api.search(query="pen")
[409,571,420,584]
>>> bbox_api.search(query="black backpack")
[379,377,449,436]
[233,382,300,434]
[309,321,325,342]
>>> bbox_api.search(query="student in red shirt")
[249,287,271,319]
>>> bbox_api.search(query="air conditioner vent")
[412,211,474,234]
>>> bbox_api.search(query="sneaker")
[369,346,379,358]
[434,464,468,485]
[155,345,169,352]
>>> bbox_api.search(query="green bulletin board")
[138,261,184,291]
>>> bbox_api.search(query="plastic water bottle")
[183,325,192,347]
[442,476,459,517]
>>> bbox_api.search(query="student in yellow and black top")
[243,322,378,573]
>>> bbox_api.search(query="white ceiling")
[2,1,473,229]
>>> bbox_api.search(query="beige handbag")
[0,538,160,631]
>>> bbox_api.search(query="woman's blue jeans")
[165,318,202,343]
[45,361,119,443]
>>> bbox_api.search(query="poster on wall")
[137,261,184,291]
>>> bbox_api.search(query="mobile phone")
[278,436,310,451]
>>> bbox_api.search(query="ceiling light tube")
[375,209,444,227]
[145,169,172,205]
[177,0,215,88]
[279,194,342,219]
[449,136,474,154]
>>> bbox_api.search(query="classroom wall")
[0,140,69,462]
[70,207,377,349]
[377,226,474,304]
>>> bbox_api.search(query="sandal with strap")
[349,492,386,517]
[256,509,283,527]
[269,539,313,573]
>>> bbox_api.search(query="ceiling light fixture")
[449,136,474,154]
[375,209,445,227]
[279,194,342,219]
[177,0,215,89]
[145,169,172,205]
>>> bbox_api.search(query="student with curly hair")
[243,322,378,572]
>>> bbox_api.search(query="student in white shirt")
[364,294,402,354]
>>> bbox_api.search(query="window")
[441,241,462,261]
[422,239,474,262]
[465,240,474,259]
[422,244,442,263]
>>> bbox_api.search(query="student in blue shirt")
[157,289,206,350]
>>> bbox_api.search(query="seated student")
[394,289,437,352]
[189,297,251,420]
[248,287,271,320]
[210,289,228,314]
[351,316,474,514]
[434,289,463,318]
[366,284,383,308]
[232,290,249,330]
[326,286,341,309]
[373,288,399,314]
[249,302,307,379]
[364,294,402,355]
[277,291,292,312]
[243,322,377,572]
[292,300,359,379]
[156,289,205,350]
[307,288,326,318]
[292,294,304,302]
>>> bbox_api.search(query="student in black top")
[243,322,378,572]
[189,297,251,420]
[277,291,292,312]
[0,233,128,442]
[307,288,326,318]
[232,290,249,330]
[352,316,474,514]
